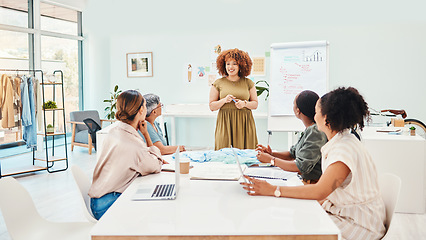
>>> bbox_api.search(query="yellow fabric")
[1,74,15,128]
[213,77,258,150]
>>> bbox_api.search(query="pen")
[246,175,287,181]
[232,99,237,103]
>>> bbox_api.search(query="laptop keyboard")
[152,184,175,197]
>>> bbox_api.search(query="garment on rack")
[20,76,37,149]
[36,79,43,131]
[1,74,15,128]
[12,77,22,128]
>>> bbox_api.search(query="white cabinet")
[362,127,425,213]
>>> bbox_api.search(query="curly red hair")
[216,48,252,77]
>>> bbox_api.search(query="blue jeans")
[21,76,37,149]
[90,192,121,220]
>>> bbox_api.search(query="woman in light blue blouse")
[139,94,186,155]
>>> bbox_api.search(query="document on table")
[190,162,247,180]
[162,163,176,172]
[162,162,193,172]
[244,167,297,181]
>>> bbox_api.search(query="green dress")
[213,77,258,150]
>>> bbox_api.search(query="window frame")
[0,0,84,148]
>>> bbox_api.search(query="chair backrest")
[83,118,102,150]
[378,173,401,239]
[155,115,169,145]
[71,165,97,223]
[0,177,48,239]
[70,110,101,132]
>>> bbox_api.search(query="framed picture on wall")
[126,52,153,77]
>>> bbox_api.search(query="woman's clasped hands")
[255,144,273,163]
[224,94,247,109]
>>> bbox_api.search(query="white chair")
[379,173,401,240]
[0,177,94,240]
[71,165,97,223]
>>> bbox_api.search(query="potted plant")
[255,80,269,100]
[43,100,57,110]
[410,126,416,136]
[104,85,122,120]
[46,124,54,134]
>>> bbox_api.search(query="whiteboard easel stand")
[267,130,300,150]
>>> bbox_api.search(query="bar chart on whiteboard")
[269,41,328,117]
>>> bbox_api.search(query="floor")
[1,145,426,240]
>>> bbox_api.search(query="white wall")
[82,0,426,150]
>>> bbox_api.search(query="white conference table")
[361,127,426,213]
[91,164,340,240]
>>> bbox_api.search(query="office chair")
[71,165,97,223]
[0,177,94,240]
[379,173,401,239]
[69,110,104,154]
[83,118,102,151]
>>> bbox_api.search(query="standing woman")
[241,87,386,240]
[209,48,258,150]
[89,90,163,220]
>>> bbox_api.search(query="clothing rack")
[0,69,68,178]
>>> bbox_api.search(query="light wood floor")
[1,146,425,240]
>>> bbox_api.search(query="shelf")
[40,82,62,85]
[43,108,64,111]
[37,132,66,136]
[34,156,67,162]
[0,166,48,177]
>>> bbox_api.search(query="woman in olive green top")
[257,90,327,183]
[209,48,258,150]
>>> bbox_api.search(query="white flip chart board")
[268,41,329,132]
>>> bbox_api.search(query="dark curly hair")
[216,48,252,77]
[320,87,370,132]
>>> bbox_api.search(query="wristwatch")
[270,157,276,166]
[274,186,281,197]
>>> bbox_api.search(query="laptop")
[132,147,180,200]
[230,146,249,183]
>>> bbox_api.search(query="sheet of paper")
[190,162,247,181]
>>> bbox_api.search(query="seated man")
[139,93,185,155]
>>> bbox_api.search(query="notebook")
[132,147,180,201]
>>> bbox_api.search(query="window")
[0,30,30,145]
[41,36,79,132]
[0,0,83,147]
[40,2,78,35]
[0,0,29,28]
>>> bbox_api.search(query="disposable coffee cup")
[180,158,190,174]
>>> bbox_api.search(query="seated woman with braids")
[256,90,327,184]
[241,87,386,240]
